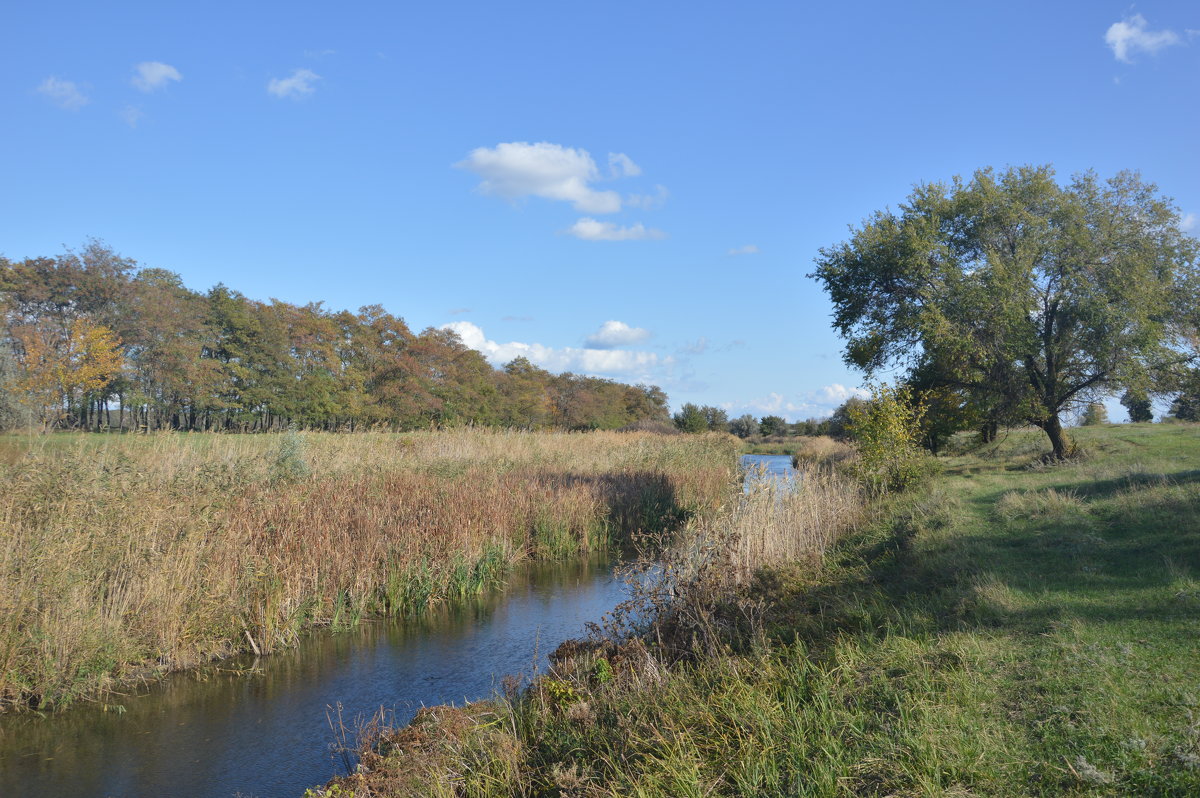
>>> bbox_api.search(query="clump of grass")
[994,487,1087,521]
[0,429,737,710]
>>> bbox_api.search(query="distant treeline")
[0,241,670,432]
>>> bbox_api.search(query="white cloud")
[1105,15,1182,63]
[120,105,144,128]
[457,142,623,214]
[627,184,669,210]
[1181,212,1197,232]
[268,68,321,99]
[725,384,869,421]
[37,77,88,110]
[443,321,668,377]
[727,244,760,256]
[132,62,182,92]
[585,320,651,349]
[608,152,642,178]
[566,217,666,241]
[816,383,869,404]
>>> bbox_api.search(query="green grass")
[323,423,1200,797]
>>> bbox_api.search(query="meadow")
[0,429,737,711]
[318,424,1200,797]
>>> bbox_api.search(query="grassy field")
[319,423,1200,797]
[0,429,737,711]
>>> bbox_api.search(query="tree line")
[0,242,670,432]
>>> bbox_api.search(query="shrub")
[845,383,936,494]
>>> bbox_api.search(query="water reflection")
[0,557,625,798]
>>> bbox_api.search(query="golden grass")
[0,429,736,710]
[790,435,857,467]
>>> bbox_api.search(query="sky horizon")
[3,2,1197,422]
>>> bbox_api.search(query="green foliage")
[673,403,708,433]
[728,413,758,438]
[1078,401,1108,426]
[757,414,788,437]
[1121,389,1154,423]
[269,429,311,482]
[845,383,935,493]
[811,165,1200,459]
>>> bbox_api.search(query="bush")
[845,384,936,494]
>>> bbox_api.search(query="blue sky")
[3,1,1197,420]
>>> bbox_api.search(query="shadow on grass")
[768,464,1200,651]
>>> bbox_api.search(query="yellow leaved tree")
[12,319,123,431]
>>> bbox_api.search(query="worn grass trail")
[319,424,1200,797]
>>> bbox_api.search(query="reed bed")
[0,429,737,711]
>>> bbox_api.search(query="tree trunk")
[1039,414,1070,460]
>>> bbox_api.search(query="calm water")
[0,557,626,798]
[740,453,798,491]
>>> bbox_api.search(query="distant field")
[0,429,737,711]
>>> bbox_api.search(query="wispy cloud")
[37,77,88,110]
[1181,212,1197,232]
[303,49,337,58]
[447,307,472,315]
[566,218,666,241]
[268,68,321,99]
[724,384,868,421]
[608,152,642,178]
[627,184,669,210]
[132,61,182,92]
[456,142,625,214]
[585,320,651,349]
[443,321,670,378]
[120,105,144,128]
[727,244,760,256]
[1105,14,1182,63]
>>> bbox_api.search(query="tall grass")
[0,429,736,710]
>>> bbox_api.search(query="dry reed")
[0,429,736,710]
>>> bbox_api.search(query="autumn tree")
[811,166,1199,458]
[12,319,123,430]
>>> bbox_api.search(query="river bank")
[315,424,1200,796]
[0,429,737,711]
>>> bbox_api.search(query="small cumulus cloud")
[727,244,760,256]
[456,142,624,214]
[566,218,666,241]
[1105,14,1182,63]
[37,77,88,110]
[443,321,669,377]
[132,62,182,92]
[268,68,321,99]
[120,105,144,128]
[585,321,651,349]
[1180,212,1197,232]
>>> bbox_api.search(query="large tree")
[811,166,1199,458]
